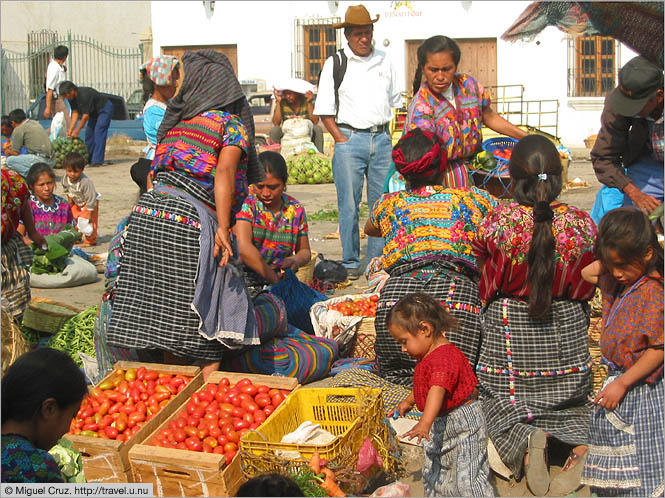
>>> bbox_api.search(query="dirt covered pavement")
[34,146,601,496]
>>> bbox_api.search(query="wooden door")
[404,38,497,96]
[161,44,238,90]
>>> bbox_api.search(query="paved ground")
[33,145,601,496]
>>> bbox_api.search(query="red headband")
[392,129,447,177]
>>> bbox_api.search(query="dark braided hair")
[140,68,156,105]
[413,36,461,96]
[508,135,563,319]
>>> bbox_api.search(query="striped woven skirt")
[477,297,593,478]
[108,172,241,361]
[1,232,32,320]
[423,401,494,497]
[375,259,483,387]
[582,375,664,496]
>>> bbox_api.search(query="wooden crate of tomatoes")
[128,371,299,497]
[311,293,378,359]
[65,361,202,483]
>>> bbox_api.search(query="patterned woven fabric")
[29,194,74,237]
[473,201,597,302]
[141,55,179,86]
[331,368,422,420]
[477,298,592,479]
[225,325,338,384]
[375,260,484,386]
[403,74,491,187]
[422,402,493,497]
[582,375,664,496]
[1,434,64,483]
[370,186,496,271]
[1,232,31,320]
[2,168,29,243]
[236,193,308,270]
[151,111,249,217]
[598,274,664,384]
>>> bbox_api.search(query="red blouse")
[1,168,29,243]
[599,274,664,384]
[472,202,597,302]
[413,344,477,414]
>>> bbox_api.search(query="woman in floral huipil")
[385,36,527,191]
[473,136,596,496]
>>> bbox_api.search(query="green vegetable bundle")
[51,137,89,169]
[49,438,86,483]
[30,225,82,274]
[288,469,328,497]
[46,305,97,367]
[286,149,334,185]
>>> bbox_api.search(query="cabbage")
[49,438,86,483]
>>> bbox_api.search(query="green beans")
[46,306,97,366]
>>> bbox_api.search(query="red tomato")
[233,419,249,431]
[202,443,213,453]
[231,407,245,418]
[271,393,285,408]
[253,410,267,424]
[174,429,187,443]
[220,403,234,415]
[240,384,258,396]
[238,428,250,438]
[221,423,235,435]
[268,389,280,397]
[263,405,275,416]
[219,377,230,387]
[192,407,205,419]
[198,391,213,403]
[176,442,187,450]
[185,437,202,452]
[186,415,200,427]
[223,442,238,452]
[280,390,290,397]
[206,384,218,397]
[237,393,253,404]
[249,423,259,430]
[104,426,118,439]
[213,446,225,454]
[217,434,229,446]
[203,436,218,448]
[184,426,198,438]
[197,427,209,440]
[175,417,187,429]
[242,412,254,425]
[231,397,242,408]
[241,400,258,413]
[256,385,270,394]
[226,430,240,444]
[236,378,252,388]
[224,451,236,465]
[254,394,271,408]
[209,426,222,438]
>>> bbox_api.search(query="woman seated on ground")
[18,163,73,243]
[473,135,596,496]
[270,84,324,153]
[234,151,311,297]
[364,128,496,385]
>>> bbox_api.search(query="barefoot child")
[389,293,493,497]
[18,163,74,242]
[581,207,664,496]
[61,152,99,246]
[1,348,88,482]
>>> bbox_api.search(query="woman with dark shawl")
[108,50,263,379]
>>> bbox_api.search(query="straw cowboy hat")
[332,5,380,29]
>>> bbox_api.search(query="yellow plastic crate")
[240,387,390,480]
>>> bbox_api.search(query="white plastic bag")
[281,118,314,158]
[49,112,66,141]
[30,255,98,289]
[77,217,93,236]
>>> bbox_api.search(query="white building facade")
[151,0,638,148]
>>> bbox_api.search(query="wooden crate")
[129,371,299,497]
[65,361,202,483]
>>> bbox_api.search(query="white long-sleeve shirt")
[314,45,402,129]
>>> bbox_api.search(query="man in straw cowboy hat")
[314,4,402,280]
[591,55,664,219]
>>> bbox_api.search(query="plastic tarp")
[502,2,664,66]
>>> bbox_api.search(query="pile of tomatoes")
[328,295,378,317]
[148,377,291,465]
[68,367,192,442]
[493,148,513,161]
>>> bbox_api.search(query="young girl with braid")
[472,135,597,496]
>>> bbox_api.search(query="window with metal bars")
[569,35,617,97]
[292,17,340,84]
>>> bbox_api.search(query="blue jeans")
[85,100,113,164]
[332,127,392,269]
[6,154,55,178]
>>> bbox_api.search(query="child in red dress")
[389,292,493,497]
